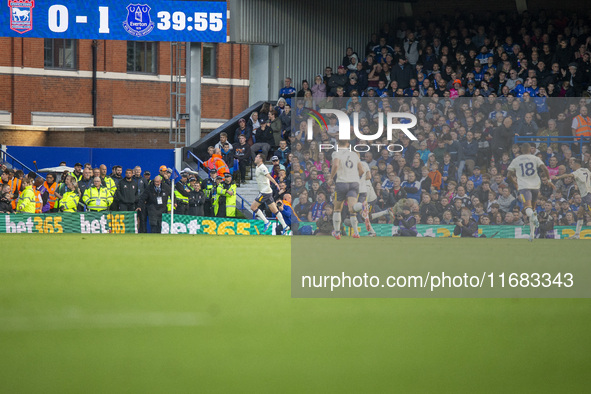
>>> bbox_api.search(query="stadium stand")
[284,9,591,234]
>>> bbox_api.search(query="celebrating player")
[507,143,551,241]
[330,141,365,239]
[250,154,290,234]
[552,158,591,239]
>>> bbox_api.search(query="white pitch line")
[0,312,205,332]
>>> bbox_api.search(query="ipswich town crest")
[9,0,34,34]
[123,4,154,37]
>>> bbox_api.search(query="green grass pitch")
[0,235,589,393]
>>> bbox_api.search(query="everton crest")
[9,0,34,34]
[123,4,154,37]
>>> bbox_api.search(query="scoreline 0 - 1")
[2,1,228,43]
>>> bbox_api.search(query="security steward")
[16,177,36,213]
[201,168,216,216]
[174,172,191,215]
[99,164,117,197]
[215,172,237,218]
[572,106,591,138]
[211,174,223,217]
[77,168,94,211]
[138,175,171,233]
[572,106,591,151]
[1,169,23,210]
[56,177,80,213]
[82,176,113,212]
[42,173,58,212]
[188,176,205,216]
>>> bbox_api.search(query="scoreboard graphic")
[2,0,227,42]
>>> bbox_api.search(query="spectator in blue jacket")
[274,140,291,166]
[279,77,296,106]
[468,167,483,189]
[401,172,421,204]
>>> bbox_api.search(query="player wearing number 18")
[507,143,552,241]
[83,177,113,212]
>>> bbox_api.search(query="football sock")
[350,215,359,235]
[255,209,268,224]
[333,211,342,233]
[371,210,390,220]
[361,204,369,220]
[525,207,533,219]
[575,219,583,236]
[276,211,287,228]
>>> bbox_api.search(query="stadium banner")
[0,212,137,234]
[161,214,278,235]
[298,223,591,239]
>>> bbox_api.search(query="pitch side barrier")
[0,212,137,234]
[2,213,587,238]
[158,215,588,239]
[298,222,590,239]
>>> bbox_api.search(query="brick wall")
[0,126,188,149]
[0,38,249,132]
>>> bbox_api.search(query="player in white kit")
[507,143,551,241]
[552,158,591,239]
[356,157,377,236]
[250,153,290,234]
[330,141,365,239]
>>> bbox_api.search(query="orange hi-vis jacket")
[8,177,21,210]
[43,181,58,209]
[207,154,230,177]
[574,114,591,137]
[33,187,43,213]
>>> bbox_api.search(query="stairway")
[236,179,260,207]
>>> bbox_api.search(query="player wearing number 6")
[552,158,591,239]
[330,140,365,239]
[507,143,551,241]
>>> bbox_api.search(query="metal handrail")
[0,148,45,179]
[187,150,205,168]
[514,136,591,157]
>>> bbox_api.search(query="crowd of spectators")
[288,96,591,236]
[283,9,591,102]
[267,9,591,235]
[0,162,227,233]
